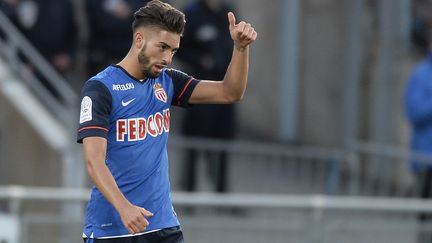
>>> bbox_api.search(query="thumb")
[140,208,153,218]
[228,12,236,29]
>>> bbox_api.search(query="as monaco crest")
[153,83,167,103]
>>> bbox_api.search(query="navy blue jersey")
[77,64,199,239]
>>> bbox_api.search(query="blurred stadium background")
[0,0,430,242]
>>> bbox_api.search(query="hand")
[118,203,153,234]
[228,12,258,51]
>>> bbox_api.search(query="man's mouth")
[154,64,165,71]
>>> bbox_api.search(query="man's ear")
[134,31,145,49]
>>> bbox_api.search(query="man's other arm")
[83,137,153,234]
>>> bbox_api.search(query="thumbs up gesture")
[228,12,258,51]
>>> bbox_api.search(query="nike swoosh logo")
[121,98,136,107]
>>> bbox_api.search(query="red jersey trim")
[177,78,194,103]
[78,126,109,132]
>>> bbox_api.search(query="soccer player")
[77,1,257,242]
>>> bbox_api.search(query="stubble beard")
[138,44,159,79]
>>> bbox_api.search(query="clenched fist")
[119,203,153,234]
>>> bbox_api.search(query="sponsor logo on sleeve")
[79,96,92,124]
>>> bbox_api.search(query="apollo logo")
[116,109,170,142]
[113,83,135,91]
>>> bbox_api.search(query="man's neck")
[117,56,146,81]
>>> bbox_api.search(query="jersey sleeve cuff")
[176,78,200,108]
[76,126,109,143]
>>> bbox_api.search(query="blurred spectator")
[0,0,77,74]
[404,36,432,243]
[0,0,78,101]
[175,0,237,193]
[85,0,147,77]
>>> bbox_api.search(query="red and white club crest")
[153,83,167,103]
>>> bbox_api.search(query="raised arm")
[83,137,153,234]
[188,12,258,104]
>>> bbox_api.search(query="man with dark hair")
[77,0,256,242]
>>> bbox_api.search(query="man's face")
[137,28,180,79]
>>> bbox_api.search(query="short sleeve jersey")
[77,64,199,238]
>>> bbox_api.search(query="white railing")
[1,185,432,212]
[0,185,431,243]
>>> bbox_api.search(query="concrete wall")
[0,93,61,187]
[299,0,347,146]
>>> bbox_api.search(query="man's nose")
[163,52,173,64]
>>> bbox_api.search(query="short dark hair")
[132,0,185,35]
